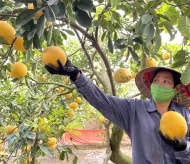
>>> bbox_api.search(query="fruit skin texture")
[8,62,27,78]
[0,21,16,44]
[147,58,157,67]
[162,52,170,60]
[113,68,131,83]
[46,137,57,146]
[13,37,26,52]
[41,46,67,68]
[160,111,188,140]
[5,125,18,135]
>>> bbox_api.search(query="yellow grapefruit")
[160,111,187,140]
[8,62,27,78]
[147,58,157,67]
[28,3,34,9]
[70,102,78,109]
[34,11,43,19]
[0,21,16,44]
[67,109,74,117]
[113,68,131,83]
[162,52,170,60]
[5,125,18,135]
[41,46,67,68]
[46,137,57,146]
[13,37,26,52]
[99,116,106,123]
[75,97,82,103]
[64,93,72,99]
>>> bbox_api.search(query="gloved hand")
[45,59,81,81]
[158,130,187,151]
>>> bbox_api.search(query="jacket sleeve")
[174,105,190,163]
[72,73,135,133]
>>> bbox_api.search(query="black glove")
[159,130,187,151]
[45,59,81,81]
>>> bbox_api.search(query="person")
[45,59,190,164]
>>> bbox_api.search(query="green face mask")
[150,83,176,103]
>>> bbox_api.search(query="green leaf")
[44,5,56,22]
[59,151,65,160]
[132,36,144,44]
[130,49,139,63]
[77,0,94,12]
[47,24,53,45]
[114,39,127,49]
[27,132,36,139]
[111,0,120,8]
[36,15,46,37]
[15,0,35,2]
[0,36,8,44]
[180,63,190,85]
[51,1,65,18]
[141,13,154,24]
[24,37,33,50]
[64,30,75,36]
[60,31,67,40]
[27,28,36,40]
[42,102,50,110]
[142,23,155,42]
[111,10,120,22]
[108,36,113,53]
[93,17,103,27]
[178,16,190,37]
[101,31,107,42]
[171,60,186,68]
[153,28,161,55]
[0,3,6,12]
[162,20,177,41]
[135,19,145,35]
[31,144,38,158]
[75,8,92,28]
[39,145,54,155]
[33,34,42,50]
[15,9,38,27]
[174,49,187,60]
[73,156,78,164]
[47,0,59,5]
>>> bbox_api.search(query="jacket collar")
[146,99,178,112]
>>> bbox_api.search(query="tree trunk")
[110,125,132,164]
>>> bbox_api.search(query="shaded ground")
[37,144,132,164]
[7,144,132,164]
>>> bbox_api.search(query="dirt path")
[7,144,132,164]
[37,145,132,164]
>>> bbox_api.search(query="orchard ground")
[8,143,132,164]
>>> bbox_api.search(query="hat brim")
[135,66,190,107]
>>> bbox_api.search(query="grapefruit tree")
[0,0,190,164]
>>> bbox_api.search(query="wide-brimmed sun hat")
[135,66,190,107]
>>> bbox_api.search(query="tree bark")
[110,125,132,164]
